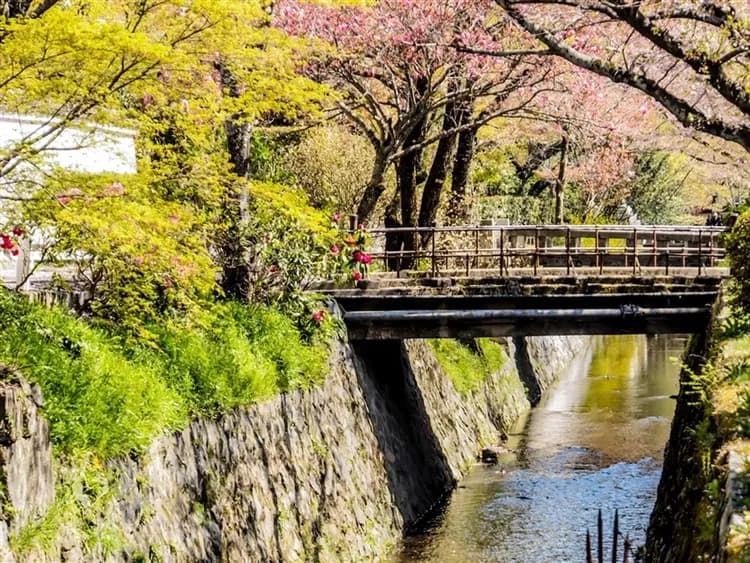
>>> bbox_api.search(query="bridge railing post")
[698,229,703,276]
[430,223,436,277]
[566,227,571,276]
[347,214,358,233]
[474,227,480,271]
[499,227,505,277]
[534,226,539,276]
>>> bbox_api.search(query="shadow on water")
[391,334,689,563]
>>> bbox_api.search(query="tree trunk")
[553,130,569,224]
[392,99,429,268]
[217,62,253,300]
[1,0,58,18]
[384,191,404,271]
[512,139,565,189]
[448,130,476,223]
[447,90,477,223]
[356,149,389,224]
[418,100,461,246]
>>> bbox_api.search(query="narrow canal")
[392,334,687,563]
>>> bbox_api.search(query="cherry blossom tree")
[504,65,666,222]
[493,0,750,153]
[275,0,558,236]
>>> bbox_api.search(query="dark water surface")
[392,335,687,563]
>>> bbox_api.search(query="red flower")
[332,213,341,223]
[353,250,363,262]
[269,265,280,273]
[331,244,340,255]
[312,310,325,323]
[352,270,363,281]
[1,235,13,250]
[11,226,23,236]
[362,253,372,265]
[10,248,19,257]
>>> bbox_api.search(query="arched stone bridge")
[316,225,730,340]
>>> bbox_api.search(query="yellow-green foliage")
[0,0,338,333]
[18,171,216,335]
[0,290,329,459]
[249,180,335,240]
[0,0,329,148]
[281,126,375,213]
[727,211,750,313]
[428,338,508,395]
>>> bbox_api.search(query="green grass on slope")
[0,290,329,459]
[428,338,508,394]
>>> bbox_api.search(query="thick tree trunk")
[448,129,476,223]
[384,191,405,271]
[356,150,389,224]
[418,100,461,246]
[1,0,58,18]
[447,91,477,223]
[553,131,568,224]
[396,128,425,268]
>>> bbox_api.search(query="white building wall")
[0,113,137,287]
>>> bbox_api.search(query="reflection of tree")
[582,335,646,417]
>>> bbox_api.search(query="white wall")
[0,113,137,175]
[0,113,138,287]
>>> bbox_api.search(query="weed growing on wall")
[428,338,508,395]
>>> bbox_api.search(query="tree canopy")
[494,0,750,153]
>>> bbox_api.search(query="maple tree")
[0,0,334,322]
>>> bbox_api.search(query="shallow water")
[392,334,687,563]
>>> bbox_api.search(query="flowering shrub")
[0,226,23,256]
[328,214,372,285]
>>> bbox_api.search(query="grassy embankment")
[0,288,332,556]
[0,289,330,460]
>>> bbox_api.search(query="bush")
[18,171,216,337]
[726,210,750,312]
[281,126,373,213]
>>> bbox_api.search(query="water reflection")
[393,335,688,563]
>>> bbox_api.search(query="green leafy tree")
[727,211,750,313]
[0,0,336,323]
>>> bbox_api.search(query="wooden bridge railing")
[366,224,728,277]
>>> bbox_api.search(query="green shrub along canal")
[392,334,687,562]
